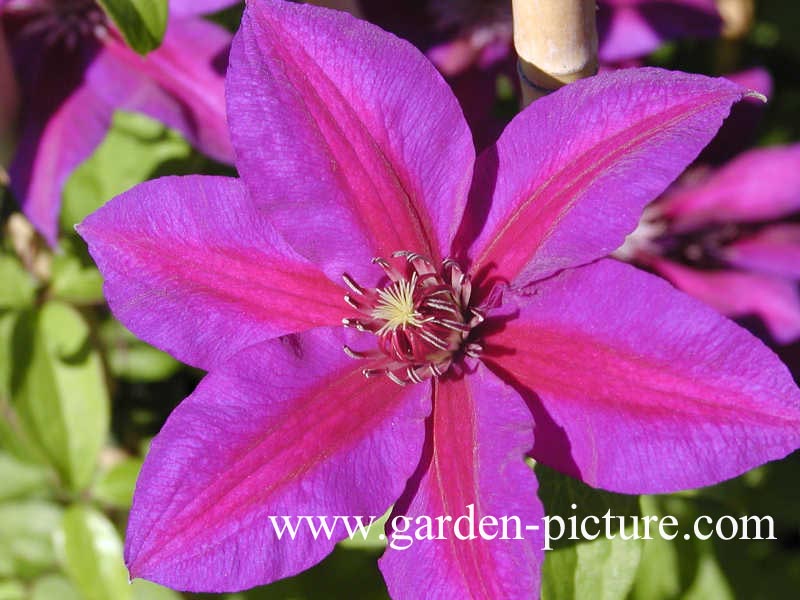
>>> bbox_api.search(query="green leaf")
[0,313,49,466]
[630,495,735,600]
[11,302,110,491]
[56,504,131,600]
[0,581,25,600]
[93,457,143,509]
[0,500,62,579]
[97,0,169,54]
[50,251,104,306]
[223,547,388,600]
[536,464,643,600]
[0,452,51,501]
[131,579,183,600]
[683,551,734,600]
[0,311,14,398]
[61,111,194,232]
[337,508,390,550]
[0,255,36,309]
[101,317,180,382]
[31,574,82,600]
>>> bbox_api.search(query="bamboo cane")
[512,0,598,106]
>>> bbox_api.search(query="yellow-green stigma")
[371,274,426,334]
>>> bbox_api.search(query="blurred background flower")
[1,0,238,245]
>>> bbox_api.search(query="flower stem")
[512,0,598,106]
[0,26,19,176]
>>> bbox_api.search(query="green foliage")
[50,242,105,306]
[10,301,109,491]
[61,111,196,233]
[56,504,132,600]
[338,509,391,550]
[536,465,643,600]
[0,500,62,580]
[93,457,144,509]
[101,318,180,383]
[213,547,390,600]
[30,575,83,600]
[0,452,50,501]
[0,256,36,309]
[97,0,169,54]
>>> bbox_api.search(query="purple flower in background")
[361,0,722,149]
[618,144,800,345]
[78,1,800,596]
[1,0,240,244]
[598,0,721,64]
[361,0,516,150]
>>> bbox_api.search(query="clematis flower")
[1,0,240,245]
[78,0,800,596]
[617,144,800,345]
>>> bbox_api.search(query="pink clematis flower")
[1,0,240,244]
[598,0,721,64]
[78,1,800,596]
[618,144,800,345]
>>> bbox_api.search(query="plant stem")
[0,26,19,177]
[512,0,598,106]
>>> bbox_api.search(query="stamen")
[342,273,365,295]
[341,252,485,385]
[386,371,408,387]
[436,318,471,332]
[417,329,450,351]
[343,345,366,359]
[343,295,361,310]
[406,367,424,384]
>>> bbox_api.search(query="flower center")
[341,251,484,386]
[5,0,107,50]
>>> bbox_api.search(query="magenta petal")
[722,224,800,279]
[661,144,800,229]
[11,82,112,245]
[93,19,233,164]
[461,68,745,289]
[169,0,240,17]
[77,176,348,371]
[226,0,474,280]
[484,259,800,493]
[125,327,430,591]
[380,365,543,599]
[650,257,800,344]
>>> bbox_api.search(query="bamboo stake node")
[513,0,598,105]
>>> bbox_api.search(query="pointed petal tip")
[465,67,751,285]
[745,89,768,104]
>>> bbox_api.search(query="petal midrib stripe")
[471,92,730,281]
